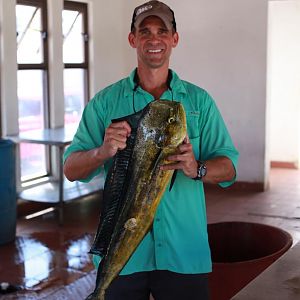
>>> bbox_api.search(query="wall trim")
[271,161,298,169]
[205,181,265,192]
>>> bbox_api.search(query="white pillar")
[0,0,18,136]
[47,0,64,128]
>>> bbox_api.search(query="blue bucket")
[0,139,16,245]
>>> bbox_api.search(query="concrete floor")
[0,167,299,299]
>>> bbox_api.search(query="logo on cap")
[136,5,153,17]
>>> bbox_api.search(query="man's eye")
[139,30,149,35]
[158,30,169,35]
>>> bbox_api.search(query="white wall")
[0,0,274,187]
[268,0,300,167]
[172,0,269,184]
[88,0,125,92]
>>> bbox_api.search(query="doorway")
[268,0,300,170]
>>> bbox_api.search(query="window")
[16,0,49,181]
[63,1,89,125]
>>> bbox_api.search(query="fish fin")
[169,170,177,192]
[152,150,163,172]
[90,136,135,256]
[112,103,150,129]
[90,106,152,258]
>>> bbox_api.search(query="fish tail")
[99,289,105,300]
[85,259,106,300]
[85,291,96,300]
[85,289,105,300]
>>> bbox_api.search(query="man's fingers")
[109,121,131,136]
[178,143,193,153]
[167,153,190,162]
[106,127,130,139]
[160,162,183,171]
[102,121,132,158]
[106,137,127,149]
[105,131,128,143]
[183,135,190,144]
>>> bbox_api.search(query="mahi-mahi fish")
[86,100,187,300]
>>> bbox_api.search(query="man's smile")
[147,49,163,53]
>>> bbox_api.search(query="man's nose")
[148,34,161,43]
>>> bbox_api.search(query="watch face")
[200,165,207,177]
[193,162,207,180]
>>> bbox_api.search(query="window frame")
[17,0,49,72]
[63,0,89,103]
[16,0,50,182]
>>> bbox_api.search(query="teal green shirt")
[64,69,239,275]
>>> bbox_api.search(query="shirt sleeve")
[200,92,239,188]
[63,95,106,182]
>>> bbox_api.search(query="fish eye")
[168,116,175,124]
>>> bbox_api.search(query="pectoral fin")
[169,170,177,192]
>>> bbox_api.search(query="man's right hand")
[100,121,131,160]
[64,121,131,182]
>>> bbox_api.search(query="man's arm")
[160,136,236,184]
[64,147,108,182]
[201,156,235,184]
[64,121,131,182]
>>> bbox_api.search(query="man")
[64,1,239,299]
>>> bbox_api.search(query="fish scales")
[87,100,187,300]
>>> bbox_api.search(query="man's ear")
[128,32,136,48]
[172,32,179,48]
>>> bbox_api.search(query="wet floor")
[0,194,101,299]
[0,168,300,299]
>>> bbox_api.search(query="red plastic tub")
[208,222,293,300]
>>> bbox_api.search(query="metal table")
[7,126,103,224]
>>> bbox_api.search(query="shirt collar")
[124,68,187,97]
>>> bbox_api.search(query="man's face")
[128,16,179,69]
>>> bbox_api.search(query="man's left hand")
[160,136,197,178]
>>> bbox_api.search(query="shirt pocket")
[186,110,200,140]
[189,136,200,160]
[185,111,201,159]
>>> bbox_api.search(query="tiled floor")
[206,168,300,245]
[0,168,299,299]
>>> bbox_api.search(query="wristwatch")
[193,161,207,180]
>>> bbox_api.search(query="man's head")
[128,1,179,70]
[131,0,177,33]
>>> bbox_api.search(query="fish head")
[141,100,187,149]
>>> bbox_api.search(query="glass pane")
[18,70,47,179]
[62,10,84,63]
[64,69,85,125]
[16,5,43,64]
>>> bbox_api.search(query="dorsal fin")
[89,104,150,257]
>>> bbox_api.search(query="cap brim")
[134,12,173,31]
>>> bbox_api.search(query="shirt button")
[158,243,162,247]
[156,218,160,222]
